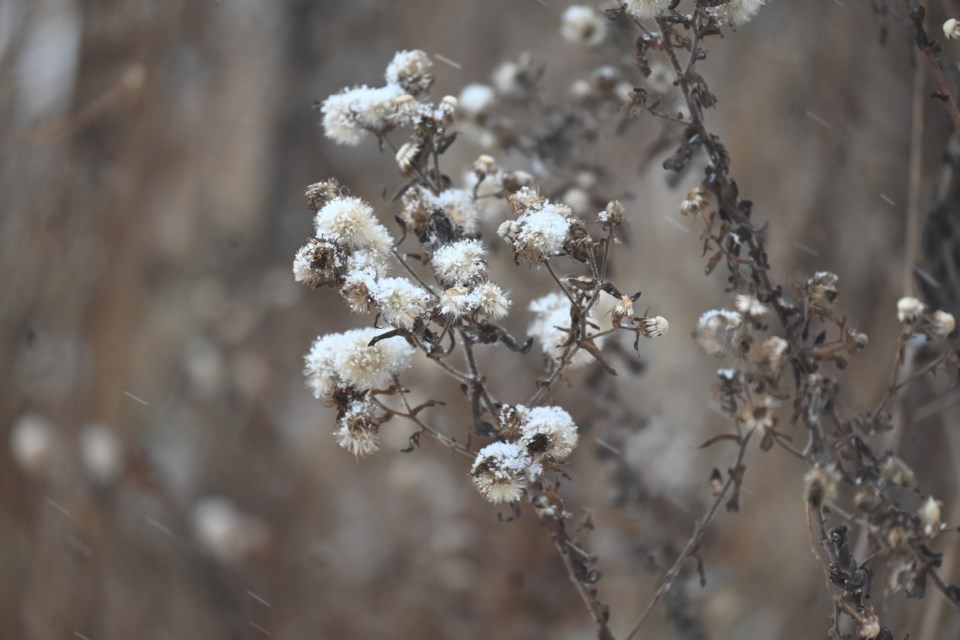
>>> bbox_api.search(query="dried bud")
[945,18,960,40]
[880,455,916,489]
[385,49,433,95]
[639,315,670,337]
[739,395,779,431]
[734,294,768,322]
[755,336,789,376]
[437,95,458,126]
[334,399,381,458]
[598,200,626,227]
[896,296,925,324]
[305,180,340,211]
[471,442,540,504]
[845,328,869,353]
[857,613,882,640]
[887,525,909,548]
[805,271,839,312]
[293,239,347,289]
[395,141,421,175]
[611,295,634,325]
[679,186,708,216]
[804,465,838,508]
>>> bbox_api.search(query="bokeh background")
[2,0,959,638]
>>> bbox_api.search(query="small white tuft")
[471,441,540,503]
[528,292,603,367]
[431,239,487,286]
[314,196,393,255]
[304,328,415,396]
[560,6,607,47]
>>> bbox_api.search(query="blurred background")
[2,0,958,638]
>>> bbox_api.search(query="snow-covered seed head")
[373,277,433,330]
[857,614,882,640]
[293,239,347,289]
[314,196,393,255]
[528,292,603,368]
[471,441,540,503]
[931,310,956,337]
[709,0,767,25]
[739,395,779,431]
[11,413,56,475]
[438,189,481,234]
[473,282,511,320]
[880,455,917,489]
[395,141,422,175]
[321,84,406,145]
[944,18,960,39]
[431,239,487,287]
[896,296,925,324]
[695,309,743,357]
[304,328,415,397]
[756,336,789,375]
[919,496,943,538]
[334,399,381,458]
[734,294,768,321]
[499,188,577,263]
[805,271,839,312]
[492,54,534,99]
[458,83,496,119]
[560,6,607,47]
[598,200,626,227]
[624,0,672,20]
[385,50,433,95]
[680,185,708,216]
[439,287,474,318]
[305,180,340,211]
[80,423,124,484]
[804,465,839,508]
[639,315,670,337]
[516,405,579,462]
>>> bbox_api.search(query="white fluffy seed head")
[373,277,433,329]
[314,196,392,255]
[734,294,768,320]
[560,6,607,47]
[385,50,433,94]
[80,423,123,484]
[439,287,475,318]
[471,441,540,503]
[458,83,496,118]
[516,405,579,461]
[946,18,960,40]
[695,309,743,357]
[931,310,956,337]
[639,315,670,337]
[304,327,415,396]
[896,296,925,324]
[473,282,511,320]
[431,239,487,286]
[334,399,381,458]
[321,84,406,145]
[10,413,56,475]
[624,0,672,20]
[499,188,576,263]
[528,292,603,367]
[711,0,767,25]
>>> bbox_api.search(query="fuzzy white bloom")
[516,405,579,461]
[492,55,533,99]
[528,292,603,367]
[293,238,347,289]
[734,294,768,320]
[473,282,511,320]
[10,413,55,474]
[304,327,415,396]
[432,239,487,286]
[695,309,743,357]
[498,189,575,261]
[439,189,482,234]
[563,188,591,214]
[321,84,406,145]
[711,0,766,25]
[896,296,925,324]
[373,277,433,329]
[919,496,943,537]
[624,0,672,20]
[192,497,267,564]
[395,141,421,174]
[80,423,123,483]
[439,287,475,318]
[471,441,540,503]
[339,250,386,314]
[314,196,393,255]
[458,83,496,118]
[334,398,381,458]
[561,6,607,47]
[931,310,956,337]
[756,335,789,375]
[385,50,433,94]
[639,315,670,337]
[945,18,960,40]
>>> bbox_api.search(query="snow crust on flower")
[314,196,393,255]
[695,309,743,357]
[711,0,766,25]
[321,84,406,145]
[624,0,672,19]
[498,188,575,261]
[528,292,603,367]
[385,50,433,94]
[372,277,433,329]
[432,239,487,286]
[304,328,415,396]
[516,405,579,461]
[471,441,541,503]
[437,282,511,320]
[292,238,347,289]
[560,6,607,47]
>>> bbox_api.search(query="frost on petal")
[528,292,603,368]
[624,0,672,20]
[516,405,579,461]
[471,441,539,503]
[372,277,433,329]
[304,328,415,396]
[314,196,393,255]
[431,239,487,286]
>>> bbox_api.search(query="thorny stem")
[622,429,753,640]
